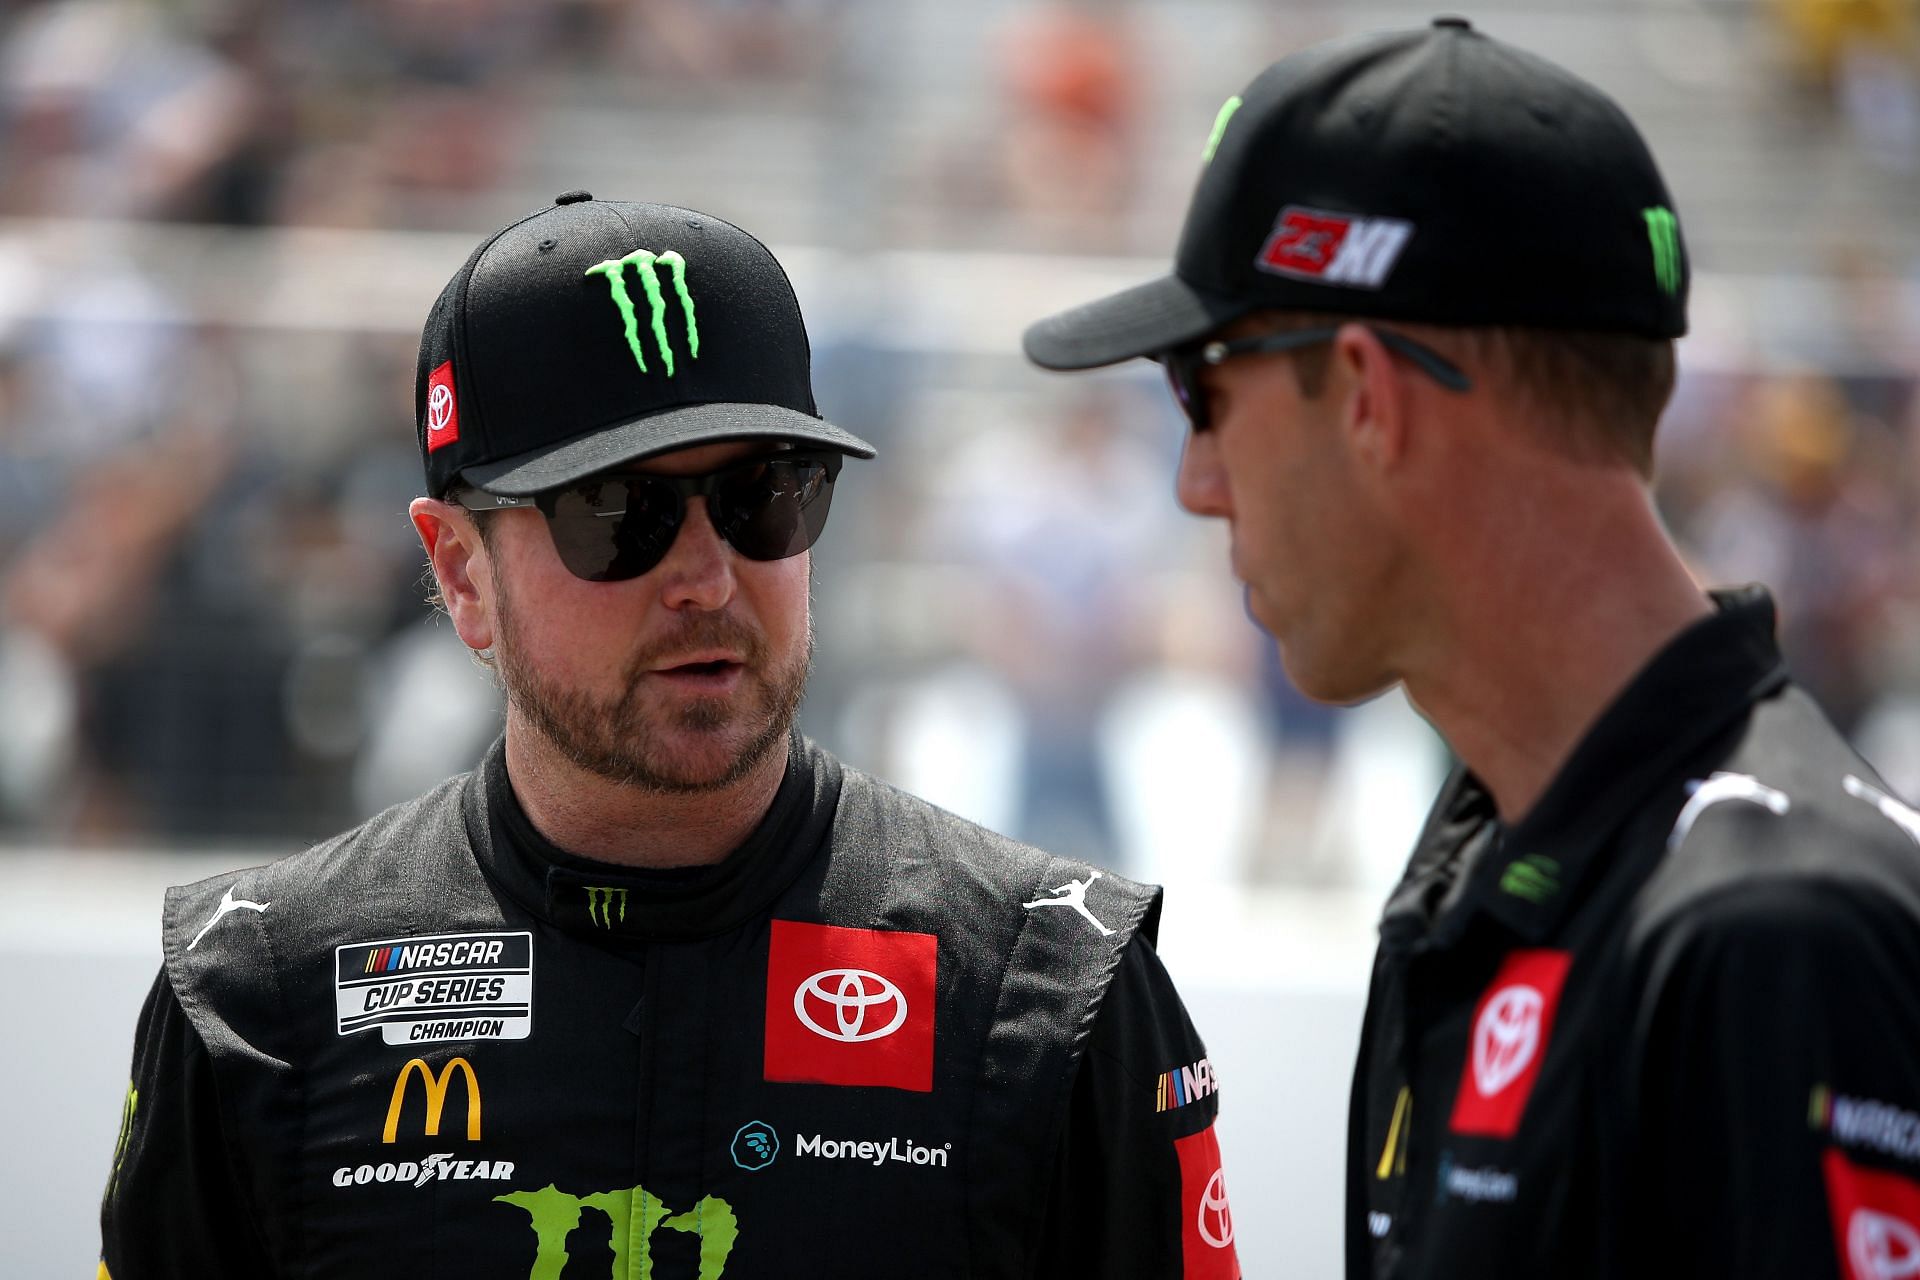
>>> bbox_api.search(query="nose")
[1175,428,1231,519]
[654,496,737,611]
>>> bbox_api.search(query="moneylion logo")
[732,1120,779,1172]
[585,248,700,376]
[384,1056,480,1143]
[585,886,628,930]
[496,1184,737,1279]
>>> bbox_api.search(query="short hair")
[1248,311,1677,477]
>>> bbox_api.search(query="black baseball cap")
[1023,17,1689,371]
[416,192,874,499]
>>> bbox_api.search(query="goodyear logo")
[335,932,534,1045]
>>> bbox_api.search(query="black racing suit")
[1348,588,1920,1278]
[100,735,1241,1279]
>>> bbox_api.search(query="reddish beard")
[493,589,810,794]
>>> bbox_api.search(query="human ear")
[1333,324,1409,475]
[409,497,496,653]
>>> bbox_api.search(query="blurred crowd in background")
[0,0,1916,899]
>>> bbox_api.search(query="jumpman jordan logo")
[1023,869,1114,936]
[187,886,271,951]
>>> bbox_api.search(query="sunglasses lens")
[543,475,681,582]
[713,456,837,561]
[1164,350,1206,431]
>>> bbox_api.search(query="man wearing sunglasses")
[100,195,1236,1278]
[1025,19,1920,1280]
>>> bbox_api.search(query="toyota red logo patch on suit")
[1174,1123,1241,1280]
[1449,949,1573,1139]
[764,920,937,1092]
[1826,1150,1920,1280]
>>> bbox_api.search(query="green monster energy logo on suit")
[586,249,701,376]
[496,1184,738,1279]
[1642,207,1681,297]
[1499,854,1560,904]
[585,886,628,929]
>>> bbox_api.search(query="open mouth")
[651,657,746,688]
[671,659,735,676]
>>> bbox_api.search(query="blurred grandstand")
[0,0,1915,901]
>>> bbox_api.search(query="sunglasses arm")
[449,490,535,512]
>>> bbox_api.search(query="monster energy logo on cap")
[585,886,628,929]
[1642,207,1681,297]
[585,248,701,376]
[1202,95,1242,163]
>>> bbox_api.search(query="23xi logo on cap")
[1449,949,1573,1138]
[1255,206,1413,289]
[764,920,937,1092]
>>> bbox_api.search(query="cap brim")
[1022,274,1254,371]
[461,402,876,498]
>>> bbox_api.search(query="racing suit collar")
[464,728,844,942]
[1380,585,1791,947]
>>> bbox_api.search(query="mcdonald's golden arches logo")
[383,1056,481,1144]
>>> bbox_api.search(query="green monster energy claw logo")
[496,1184,738,1280]
[585,886,628,929]
[585,249,701,376]
[1202,95,1242,163]
[1498,854,1561,904]
[1642,207,1681,297]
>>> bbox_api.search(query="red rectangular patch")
[764,920,936,1092]
[425,359,460,453]
[1257,207,1352,277]
[1448,949,1574,1138]
[1174,1124,1241,1280]
[1824,1149,1920,1280]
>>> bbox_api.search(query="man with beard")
[98,194,1238,1279]
[1022,20,1920,1280]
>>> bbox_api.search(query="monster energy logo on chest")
[585,886,628,929]
[1499,854,1560,904]
[496,1184,737,1280]
[586,248,701,376]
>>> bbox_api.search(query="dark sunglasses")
[1161,326,1472,432]
[452,450,843,583]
